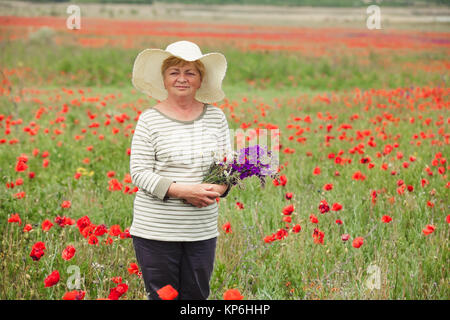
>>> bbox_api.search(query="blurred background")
[1,0,449,93]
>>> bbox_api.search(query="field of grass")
[0,11,449,300]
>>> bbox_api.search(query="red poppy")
[157,284,178,300]
[309,214,319,224]
[323,183,333,191]
[128,263,142,277]
[335,219,343,225]
[223,289,243,300]
[282,204,294,216]
[331,203,343,211]
[94,224,108,236]
[313,228,324,244]
[62,290,85,300]
[283,216,291,223]
[23,224,32,232]
[8,213,21,225]
[318,200,330,214]
[61,200,71,209]
[30,241,46,261]
[292,224,301,233]
[341,234,350,241]
[108,283,129,300]
[109,225,122,236]
[88,235,99,245]
[352,237,364,248]
[446,215,450,224]
[44,270,60,287]
[222,222,232,233]
[235,202,244,210]
[422,224,435,236]
[285,192,293,200]
[381,215,392,223]
[41,219,54,232]
[62,245,76,261]
[313,167,321,175]
[15,160,28,172]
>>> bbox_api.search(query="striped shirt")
[129,103,232,242]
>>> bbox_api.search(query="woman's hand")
[179,184,221,208]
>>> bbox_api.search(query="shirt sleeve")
[130,114,174,201]
[218,111,233,198]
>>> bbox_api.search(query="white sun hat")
[132,40,227,104]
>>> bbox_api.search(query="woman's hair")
[161,56,205,81]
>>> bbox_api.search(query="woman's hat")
[132,40,227,103]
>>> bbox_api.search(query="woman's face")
[163,62,202,99]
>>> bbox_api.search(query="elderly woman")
[129,41,232,300]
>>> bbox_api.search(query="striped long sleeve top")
[129,103,232,242]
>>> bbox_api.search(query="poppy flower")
[94,224,108,236]
[128,263,142,277]
[109,225,122,237]
[157,284,178,300]
[331,203,343,211]
[23,224,32,232]
[283,216,291,223]
[222,222,232,233]
[341,234,350,241]
[8,213,21,225]
[282,204,294,216]
[61,200,71,209]
[381,215,392,223]
[352,237,364,248]
[335,219,343,225]
[30,241,46,261]
[313,228,324,244]
[44,270,60,287]
[323,183,333,191]
[88,235,99,245]
[223,289,243,300]
[108,283,129,300]
[313,167,321,175]
[264,234,275,243]
[318,200,330,214]
[422,224,435,236]
[285,192,293,200]
[309,214,319,224]
[292,224,301,233]
[41,219,54,232]
[235,202,244,210]
[62,290,85,300]
[15,160,28,172]
[446,215,450,224]
[62,245,76,261]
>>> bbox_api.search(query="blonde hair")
[161,56,205,81]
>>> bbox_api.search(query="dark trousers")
[132,235,217,300]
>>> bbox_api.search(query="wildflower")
[422,224,435,236]
[44,270,60,287]
[62,245,76,261]
[30,241,46,261]
[381,215,392,223]
[223,289,243,300]
[313,228,324,244]
[157,284,178,300]
[62,290,85,300]
[282,204,294,216]
[41,219,54,232]
[331,203,343,211]
[8,213,21,225]
[352,237,364,248]
[341,234,350,241]
[108,283,128,300]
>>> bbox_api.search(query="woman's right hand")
[169,183,220,208]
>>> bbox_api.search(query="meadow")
[0,11,449,300]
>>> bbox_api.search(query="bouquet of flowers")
[203,145,279,190]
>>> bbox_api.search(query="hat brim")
[132,48,227,104]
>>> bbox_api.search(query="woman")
[129,40,232,300]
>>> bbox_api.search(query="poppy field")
[0,11,449,300]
